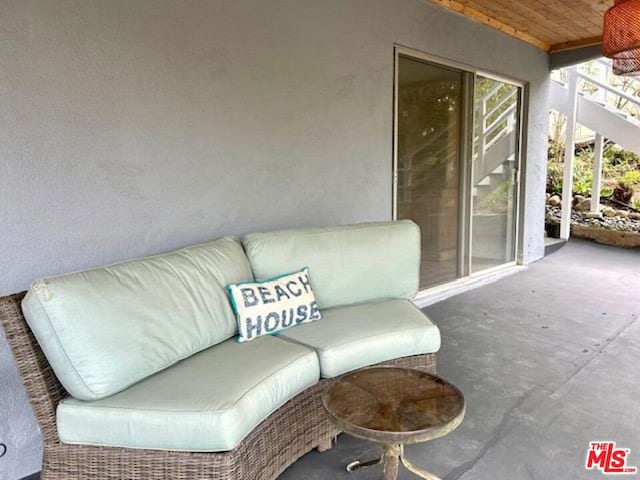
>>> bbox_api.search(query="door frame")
[392,45,526,293]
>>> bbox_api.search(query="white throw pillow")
[227,267,321,342]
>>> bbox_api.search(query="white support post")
[477,97,487,182]
[591,134,604,213]
[560,67,578,240]
[597,62,607,105]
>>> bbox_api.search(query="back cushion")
[21,236,252,401]
[242,220,420,310]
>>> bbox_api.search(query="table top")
[322,366,465,444]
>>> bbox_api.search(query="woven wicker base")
[0,292,436,480]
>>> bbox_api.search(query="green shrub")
[546,139,639,199]
[478,180,512,213]
[600,186,614,197]
[620,170,640,186]
[603,147,640,178]
[574,177,592,196]
[546,176,563,195]
[607,148,640,168]
[570,149,594,196]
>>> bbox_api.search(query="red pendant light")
[603,0,640,76]
[612,51,640,75]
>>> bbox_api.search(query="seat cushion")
[278,299,440,378]
[21,236,253,401]
[242,220,420,310]
[57,335,319,452]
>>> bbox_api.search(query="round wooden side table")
[322,366,465,480]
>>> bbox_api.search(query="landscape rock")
[545,201,640,236]
[574,199,591,212]
[547,195,561,207]
[617,210,630,218]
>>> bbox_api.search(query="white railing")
[558,59,640,122]
[474,86,518,183]
[399,82,518,199]
[580,77,640,112]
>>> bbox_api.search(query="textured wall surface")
[0,1,549,478]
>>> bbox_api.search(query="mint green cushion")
[21,237,252,401]
[57,336,319,452]
[277,299,440,377]
[242,221,420,309]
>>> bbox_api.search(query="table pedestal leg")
[382,444,401,480]
[346,456,382,472]
[345,444,442,480]
[399,445,442,480]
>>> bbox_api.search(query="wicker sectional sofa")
[0,220,440,480]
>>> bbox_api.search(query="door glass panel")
[471,76,520,272]
[396,56,463,289]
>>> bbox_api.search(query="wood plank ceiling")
[431,0,609,52]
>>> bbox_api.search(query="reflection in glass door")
[396,56,464,289]
[395,50,522,291]
[471,77,520,273]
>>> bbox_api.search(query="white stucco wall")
[0,1,549,478]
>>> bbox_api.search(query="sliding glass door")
[394,50,522,290]
[471,76,520,273]
[396,57,464,288]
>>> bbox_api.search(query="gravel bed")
[546,205,640,233]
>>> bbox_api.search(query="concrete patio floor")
[279,239,640,480]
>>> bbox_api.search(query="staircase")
[397,81,519,213]
[550,59,640,154]
[549,58,640,240]
[476,59,640,206]
[473,83,518,204]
